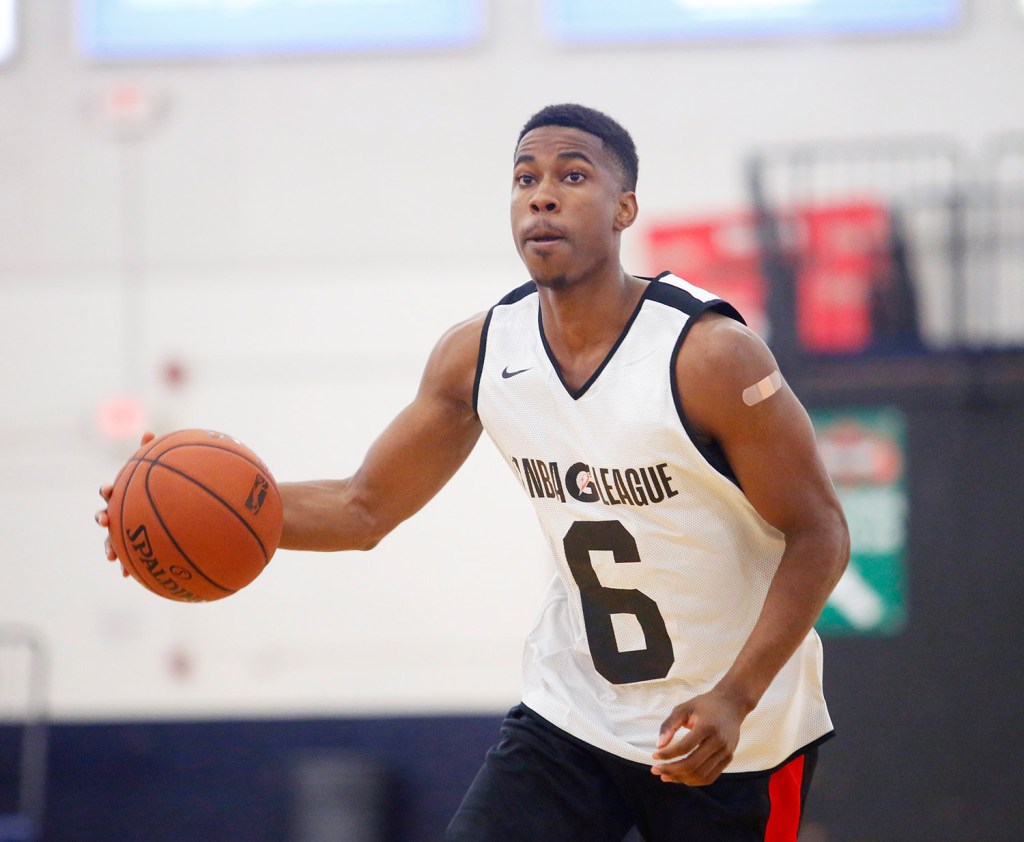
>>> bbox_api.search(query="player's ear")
[614,191,638,232]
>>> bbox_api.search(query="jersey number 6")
[563,520,674,685]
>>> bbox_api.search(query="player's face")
[511,126,636,289]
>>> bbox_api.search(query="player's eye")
[516,173,536,187]
[565,171,586,184]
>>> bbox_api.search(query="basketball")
[106,429,284,603]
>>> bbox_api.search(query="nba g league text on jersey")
[509,456,679,508]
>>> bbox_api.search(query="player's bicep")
[349,316,484,530]
[679,317,839,536]
[718,384,834,535]
[355,390,482,515]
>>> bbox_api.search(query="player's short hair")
[517,104,639,192]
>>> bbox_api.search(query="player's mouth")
[523,224,568,248]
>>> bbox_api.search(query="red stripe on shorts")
[764,753,805,842]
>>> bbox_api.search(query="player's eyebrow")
[513,150,596,168]
[556,150,595,166]
[557,149,598,167]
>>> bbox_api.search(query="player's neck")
[537,268,647,389]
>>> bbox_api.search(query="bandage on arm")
[741,370,783,407]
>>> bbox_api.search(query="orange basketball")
[106,429,284,602]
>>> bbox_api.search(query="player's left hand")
[650,688,748,786]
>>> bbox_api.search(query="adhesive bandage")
[741,370,783,407]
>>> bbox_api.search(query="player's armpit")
[279,314,486,553]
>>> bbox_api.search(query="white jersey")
[474,273,833,773]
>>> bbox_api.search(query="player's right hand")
[95,484,122,570]
[95,432,156,576]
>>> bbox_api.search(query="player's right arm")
[97,314,485,562]
[276,313,485,552]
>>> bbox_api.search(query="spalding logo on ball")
[106,429,284,602]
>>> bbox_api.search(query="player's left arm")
[652,312,850,786]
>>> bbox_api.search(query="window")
[542,0,961,44]
[76,0,485,60]
[0,0,16,64]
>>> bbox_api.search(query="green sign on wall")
[811,407,907,636]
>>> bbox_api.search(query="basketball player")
[98,104,849,841]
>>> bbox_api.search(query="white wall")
[1,1,1022,721]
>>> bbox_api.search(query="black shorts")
[447,704,820,842]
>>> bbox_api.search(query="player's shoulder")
[435,311,488,359]
[675,311,782,428]
[422,311,488,407]
[681,310,775,381]
[426,282,538,404]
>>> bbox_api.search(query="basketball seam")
[149,444,277,562]
[142,461,239,594]
[148,442,276,561]
[116,458,150,586]
[125,432,175,597]
[152,441,273,478]
[122,463,187,599]
[143,454,274,570]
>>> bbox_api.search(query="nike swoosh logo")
[501,366,531,379]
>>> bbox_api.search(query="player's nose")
[529,177,559,213]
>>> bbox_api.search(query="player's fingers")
[656,704,694,750]
[652,743,729,786]
[652,734,706,772]
[99,484,114,501]
[687,746,731,786]
[104,538,129,577]
[653,723,700,761]
[140,431,155,445]
[653,719,730,773]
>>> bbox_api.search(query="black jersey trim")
[539,281,654,401]
[666,291,746,487]
[474,281,537,415]
[645,275,746,325]
[498,280,538,306]
[472,308,495,416]
[717,731,835,780]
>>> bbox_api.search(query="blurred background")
[1,1,1022,840]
